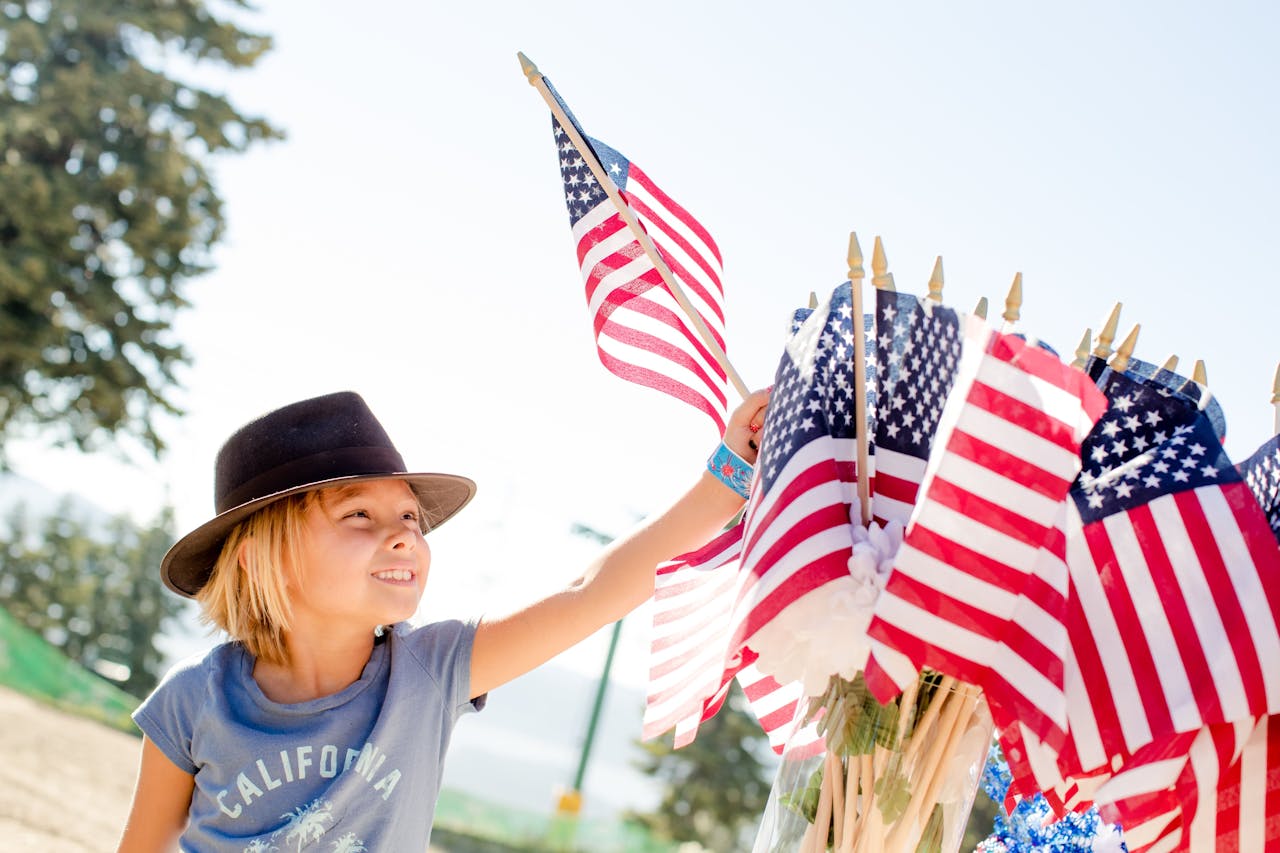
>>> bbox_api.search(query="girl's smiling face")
[286,478,431,630]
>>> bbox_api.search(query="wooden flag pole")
[518,52,749,401]
[1193,359,1209,387]
[973,296,989,320]
[849,232,873,526]
[1161,354,1180,373]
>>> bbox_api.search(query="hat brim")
[160,472,476,598]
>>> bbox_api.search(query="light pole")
[553,521,620,823]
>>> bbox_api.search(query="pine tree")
[0,0,281,458]
[0,500,185,697]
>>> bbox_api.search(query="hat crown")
[214,391,407,513]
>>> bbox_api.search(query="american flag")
[1104,716,1280,853]
[1240,434,1280,543]
[1008,714,1280,853]
[1058,371,1280,780]
[644,284,920,756]
[643,286,874,754]
[1179,714,1280,852]
[731,282,869,654]
[993,371,1280,852]
[866,317,1106,738]
[542,79,729,433]
[644,524,743,749]
[871,289,962,526]
[641,498,812,754]
[640,294,844,755]
[1026,714,1280,853]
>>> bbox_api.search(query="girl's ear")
[236,537,254,571]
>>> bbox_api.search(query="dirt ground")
[0,685,449,852]
[0,686,140,851]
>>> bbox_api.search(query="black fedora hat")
[161,391,476,598]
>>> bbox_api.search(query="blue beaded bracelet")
[707,441,753,500]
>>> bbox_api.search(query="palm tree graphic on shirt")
[278,797,334,851]
[241,841,278,853]
[329,833,367,853]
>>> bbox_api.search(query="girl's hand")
[722,386,771,466]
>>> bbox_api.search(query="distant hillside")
[0,470,118,541]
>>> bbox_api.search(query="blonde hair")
[197,492,317,665]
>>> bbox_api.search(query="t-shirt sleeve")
[399,618,485,717]
[131,654,209,775]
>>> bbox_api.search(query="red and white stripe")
[730,436,861,653]
[1081,714,1280,853]
[871,444,927,527]
[644,525,744,747]
[642,523,809,754]
[573,165,729,434]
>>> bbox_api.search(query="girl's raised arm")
[116,736,194,852]
[469,388,769,699]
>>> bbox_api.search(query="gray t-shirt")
[133,619,483,852]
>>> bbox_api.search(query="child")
[116,388,768,851]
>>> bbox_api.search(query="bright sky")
[9,1,1280,687]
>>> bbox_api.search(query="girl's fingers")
[726,387,772,460]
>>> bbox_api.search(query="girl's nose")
[386,523,416,550]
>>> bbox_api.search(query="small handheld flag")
[520,53,744,433]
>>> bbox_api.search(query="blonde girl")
[116,388,767,851]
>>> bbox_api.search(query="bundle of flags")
[529,62,1280,851]
[645,276,1280,848]
[873,350,1280,851]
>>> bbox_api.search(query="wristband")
[707,441,753,500]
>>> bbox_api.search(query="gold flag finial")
[1161,354,1179,372]
[1071,329,1092,370]
[872,236,895,291]
[848,232,865,282]
[517,52,541,84]
[927,256,944,303]
[974,296,989,320]
[1272,363,1280,435]
[1110,324,1140,374]
[1193,359,1209,386]
[1002,272,1023,330]
[1092,303,1122,360]
[808,291,819,310]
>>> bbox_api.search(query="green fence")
[0,605,138,732]
[433,788,687,853]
